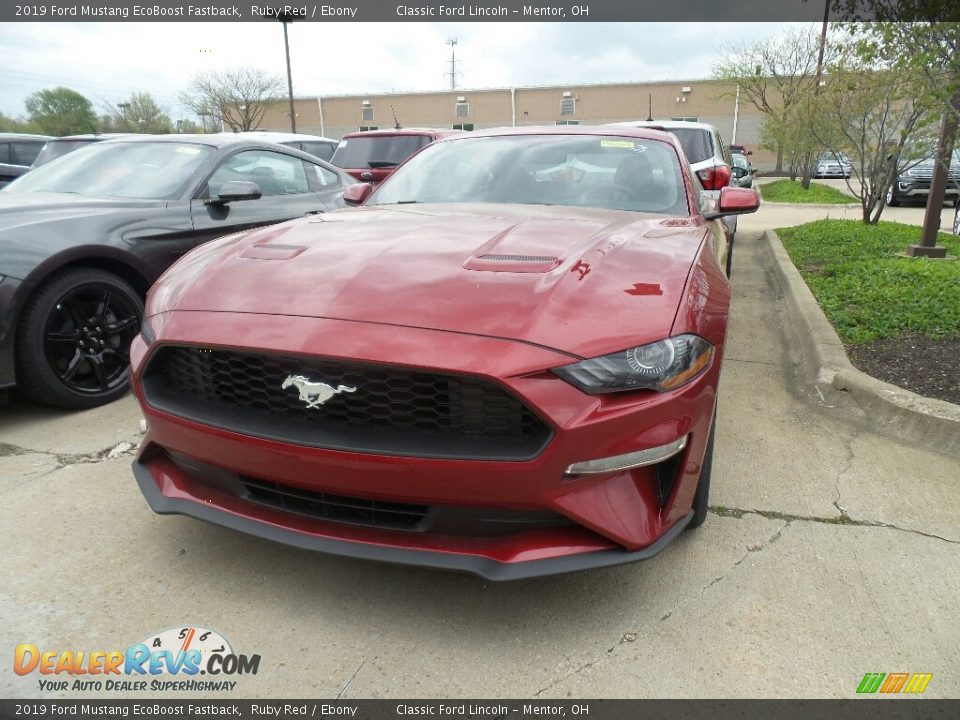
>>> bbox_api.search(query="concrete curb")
[763,229,960,454]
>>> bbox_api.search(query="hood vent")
[478,254,558,262]
[464,253,563,273]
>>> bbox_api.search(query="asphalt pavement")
[1,195,958,699]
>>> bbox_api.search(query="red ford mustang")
[130,126,759,580]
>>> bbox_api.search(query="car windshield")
[7,141,214,199]
[331,135,431,168]
[370,134,689,215]
[732,155,750,169]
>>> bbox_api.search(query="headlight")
[552,334,714,394]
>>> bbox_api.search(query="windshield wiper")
[396,200,420,204]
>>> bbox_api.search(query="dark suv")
[887,149,960,207]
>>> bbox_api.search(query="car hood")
[152,204,707,358]
[0,192,167,233]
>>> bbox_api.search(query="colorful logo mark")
[857,672,933,694]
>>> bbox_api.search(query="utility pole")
[446,38,459,90]
[279,12,297,133]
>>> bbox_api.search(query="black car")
[0,133,53,188]
[0,134,356,408]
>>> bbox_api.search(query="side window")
[306,162,341,189]
[11,141,43,166]
[0,143,10,164]
[205,150,310,198]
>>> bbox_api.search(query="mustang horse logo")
[281,375,356,408]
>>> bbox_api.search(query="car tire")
[15,268,143,409]
[686,413,715,530]
[886,185,900,207]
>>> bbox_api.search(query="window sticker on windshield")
[175,146,201,155]
[601,140,635,149]
[632,144,648,153]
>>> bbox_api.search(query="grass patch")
[760,179,856,204]
[777,219,960,344]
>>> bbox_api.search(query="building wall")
[259,79,779,171]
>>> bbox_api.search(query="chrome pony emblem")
[281,375,356,408]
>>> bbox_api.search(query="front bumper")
[130,311,720,579]
[895,178,960,198]
[133,456,693,580]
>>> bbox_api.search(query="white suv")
[607,120,739,267]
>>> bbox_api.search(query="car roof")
[0,133,54,141]
[100,134,273,149]
[214,131,338,143]
[45,133,138,141]
[430,124,682,145]
[606,120,719,133]
[340,128,461,139]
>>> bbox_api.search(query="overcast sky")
[1,22,806,121]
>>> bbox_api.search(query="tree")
[834,0,960,254]
[0,112,41,134]
[24,87,97,136]
[713,26,837,184]
[179,68,285,132]
[810,55,934,223]
[112,92,173,134]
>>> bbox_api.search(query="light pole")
[279,13,297,133]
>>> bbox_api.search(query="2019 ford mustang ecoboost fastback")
[129,126,759,580]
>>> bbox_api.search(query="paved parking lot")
[1,198,958,699]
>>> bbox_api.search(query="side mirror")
[206,180,262,205]
[343,182,374,206]
[704,186,760,219]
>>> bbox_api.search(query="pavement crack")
[533,520,789,697]
[709,505,958,545]
[334,659,365,701]
[724,356,780,367]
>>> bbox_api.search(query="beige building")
[258,78,774,169]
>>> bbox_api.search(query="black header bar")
[2,0,860,23]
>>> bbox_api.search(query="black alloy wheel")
[16,268,143,409]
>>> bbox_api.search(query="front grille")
[143,346,552,460]
[165,450,575,536]
[240,476,428,530]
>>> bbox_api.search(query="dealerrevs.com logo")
[14,626,260,692]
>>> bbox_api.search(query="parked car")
[729,144,751,156]
[813,151,853,179]
[731,153,754,188]
[0,135,355,409]
[330,128,461,183]
[31,133,136,168]
[0,133,53,188]
[215,131,338,162]
[605,120,739,246]
[128,126,760,580]
[887,149,960,207]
